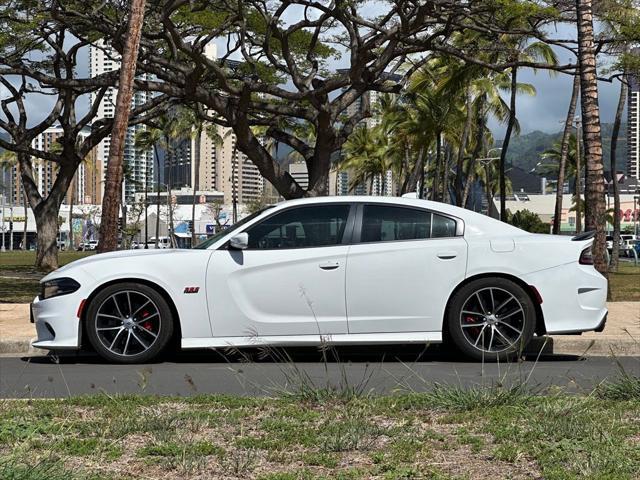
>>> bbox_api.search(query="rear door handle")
[319,261,340,270]
[437,251,458,260]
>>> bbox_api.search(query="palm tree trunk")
[441,143,450,204]
[499,66,518,221]
[575,127,582,234]
[553,74,580,235]
[456,87,474,206]
[609,75,627,273]
[432,134,442,201]
[154,145,160,248]
[462,99,487,208]
[97,0,146,253]
[166,137,176,248]
[576,0,608,276]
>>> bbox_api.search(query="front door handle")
[319,261,340,270]
[437,251,458,260]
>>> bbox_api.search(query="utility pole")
[1,192,5,252]
[9,205,13,250]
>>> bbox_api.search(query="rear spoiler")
[571,231,595,241]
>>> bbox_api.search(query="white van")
[147,236,172,249]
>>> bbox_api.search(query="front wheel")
[447,278,536,362]
[85,282,174,363]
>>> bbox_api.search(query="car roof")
[268,196,526,237]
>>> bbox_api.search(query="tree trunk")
[575,128,582,234]
[34,203,60,272]
[553,74,580,235]
[462,99,487,208]
[404,146,424,195]
[97,0,147,253]
[456,88,474,206]
[576,0,608,276]
[432,134,442,201]
[167,137,177,247]
[609,75,627,273]
[154,145,160,248]
[499,67,518,221]
[441,143,450,204]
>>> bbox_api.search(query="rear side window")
[360,205,457,243]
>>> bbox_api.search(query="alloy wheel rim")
[459,287,525,354]
[95,290,161,357]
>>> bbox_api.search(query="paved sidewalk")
[0,302,638,356]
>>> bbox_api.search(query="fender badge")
[184,287,200,294]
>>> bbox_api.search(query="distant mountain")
[500,123,628,177]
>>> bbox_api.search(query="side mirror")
[229,232,249,250]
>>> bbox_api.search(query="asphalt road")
[1,346,638,398]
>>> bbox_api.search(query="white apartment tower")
[628,74,639,180]
[89,41,153,202]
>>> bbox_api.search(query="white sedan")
[31,197,607,363]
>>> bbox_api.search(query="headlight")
[40,278,81,300]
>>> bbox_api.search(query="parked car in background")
[145,236,172,249]
[31,196,608,364]
[84,240,98,251]
[623,239,640,258]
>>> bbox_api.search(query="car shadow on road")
[21,343,585,365]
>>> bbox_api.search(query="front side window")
[360,205,457,243]
[246,205,351,249]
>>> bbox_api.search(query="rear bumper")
[522,263,608,335]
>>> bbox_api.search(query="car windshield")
[193,206,275,250]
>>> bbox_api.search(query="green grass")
[609,263,640,301]
[0,251,93,303]
[1,385,638,479]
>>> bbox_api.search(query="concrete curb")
[0,338,36,355]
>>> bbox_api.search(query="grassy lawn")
[609,262,640,301]
[0,381,639,480]
[0,251,93,303]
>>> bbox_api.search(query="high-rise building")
[89,41,153,202]
[11,126,102,207]
[195,124,264,205]
[337,71,402,196]
[628,74,639,180]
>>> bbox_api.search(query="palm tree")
[553,74,581,235]
[576,0,608,275]
[497,37,557,220]
[341,125,390,194]
[98,0,147,253]
[609,73,627,272]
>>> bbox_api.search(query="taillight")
[579,245,594,265]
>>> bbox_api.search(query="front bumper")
[31,293,83,350]
[522,263,608,335]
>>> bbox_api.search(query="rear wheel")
[85,282,174,363]
[447,277,536,362]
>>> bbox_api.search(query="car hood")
[43,249,198,281]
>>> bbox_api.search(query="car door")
[345,203,467,334]
[207,203,355,338]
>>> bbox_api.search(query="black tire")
[446,277,536,362]
[85,282,174,363]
